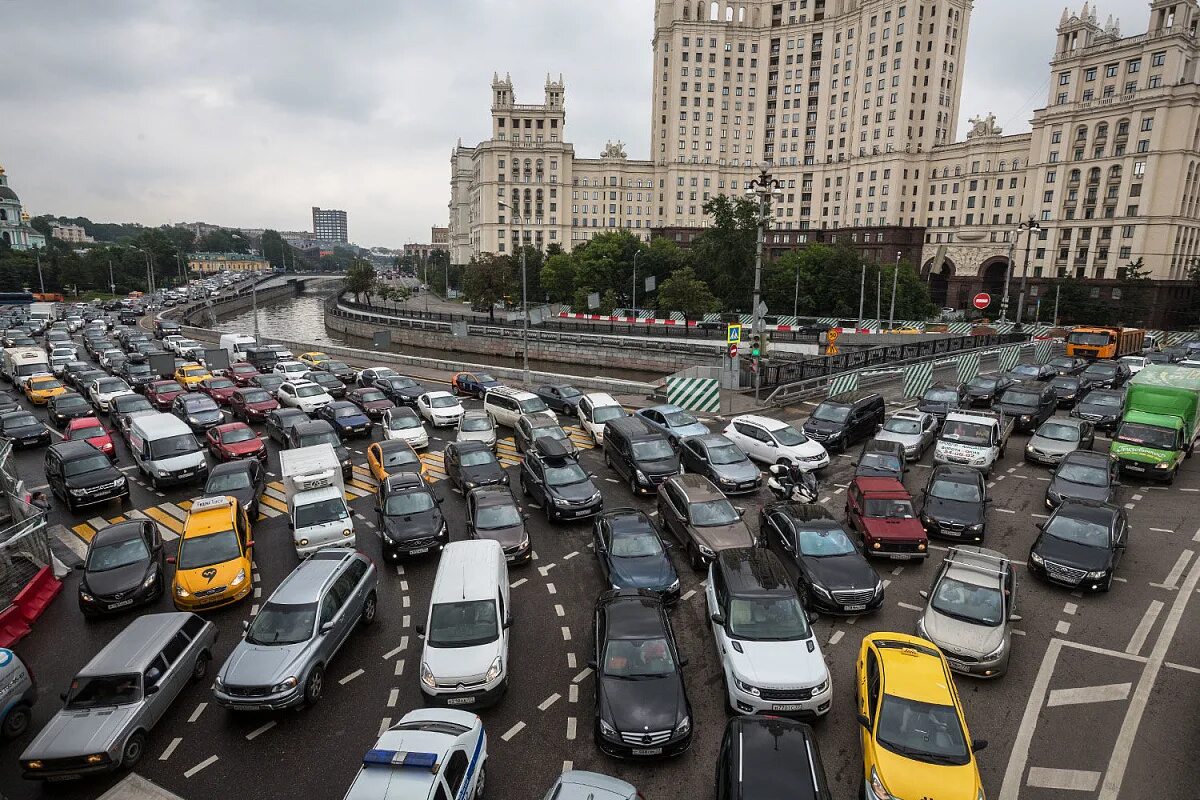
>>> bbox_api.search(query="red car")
[228,362,261,387]
[205,422,267,462]
[199,376,239,406]
[145,379,186,411]
[229,387,280,423]
[845,476,928,560]
[65,416,115,458]
[348,386,395,420]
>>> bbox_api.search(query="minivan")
[417,540,511,709]
[578,392,631,445]
[802,391,885,452]
[603,415,680,495]
[483,386,554,429]
[127,412,209,489]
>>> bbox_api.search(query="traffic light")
[749,333,761,358]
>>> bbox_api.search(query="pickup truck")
[933,410,1013,475]
[280,443,354,557]
[1110,365,1200,483]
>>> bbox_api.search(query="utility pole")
[747,164,783,402]
[999,230,1018,322]
[858,262,866,328]
[252,279,260,341]
[792,257,800,319]
[632,250,640,313]
[876,269,882,325]
[1014,217,1042,328]
[498,200,530,386]
[887,251,901,331]
[108,259,116,296]
[35,250,45,295]
[1053,283,1061,327]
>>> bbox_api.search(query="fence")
[0,440,57,647]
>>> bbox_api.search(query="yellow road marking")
[143,507,184,535]
[260,494,289,512]
[72,523,97,542]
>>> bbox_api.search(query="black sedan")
[0,410,50,448]
[318,359,358,384]
[592,509,680,602]
[758,502,883,614]
[1029,499,1128,592]
[251,373,286,398]
[916,382,967,422]
[376,472,447,561]
[1048,375,1090,408]
[921,464,988,542]
[76,519,164,617]
[202,460,266,520]
[678,434,761,495]
[1046,450,1119,509]
[0,391,20,415]
[592,589,693,759]
[466,486,530,564]
[45,440,129,512]
[48,391,94,428]
[1081,360,1132,389]
[374,374,426,406]
[1071,388,1125,431]
[964,373,1014,407]
[265,408,311,445]
[303,370,346,400]
[1005,363,1056,383]
[316,400,373,438]
[1047,355,1089,376]
[536,383,584,416]
[444,440,509,492]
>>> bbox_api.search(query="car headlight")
[734,677,760,696]
[230,568,246,587]
[813,678,830,694]
[485,656,503,683]
[553,496,571,506]
[175,584,190,598]
[666,579,680,592]
[341,458,351,467]
[869,766,895,800]
[213,675,224,689]
[80,590,95,602]
[70,487,89,495]
[188,415,200,424]
[984,640,1007,659]
[810,583,832,599]
[1025,444,1034,452]
[271,676,298,693]
[1020,415,1032,422]
[1086,569,1108,579]
[698,543,715,558]
[1030,551,1044,565]
[1156,462,1171,469]
[599,719,617,737]
[141,572,157,589]
[635,469,647,483]
[588,492,601,503]
[675,715,691,734]
[967,523,985,532]
[915,616,928,639]
[420,661,437,689]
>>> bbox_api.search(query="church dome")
[0,186,17,202]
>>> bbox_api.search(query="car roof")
[668,473,725,500]
[1055,498,1120,524]
[732,413,788,430]
[871,634,955,705]
[726,717,823,800]
[452,440,491,453]
[210,459,255,477]
[183,496,240,536]
[79,612,200,677]
[294,420,335,435]
[383,472,428,493]
[600,591,667,639]
[1059,450,1112,468]
[92,519,151,547]
[823,390,881,404]
[862,438,904,455]
[930,464,983,484]
[50,439,103,458]
[854,476,909,495]
[430,541,504,603]
[890,410,929,422]
[767,502,836,523]
[470,486,515,506]
[132,412,192,437]
[601,508,656,534]
[717,547,793,594]
[424,390,454,399]
[269,550,350,605]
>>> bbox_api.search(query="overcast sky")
[2,0,1152,248]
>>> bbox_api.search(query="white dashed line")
[501,722,526,742]
[566,717,577,740]
[379,717,392,736]
[538,563,557,576]
[539,693,561,711]
[554,604,565,617]
[569,684,579,703]
[339,669,365,685]
[567,653,576,669]
[188,703,207,723]
[245,721,276,740]
[387,689,399,708]
[897,602,923,611]
[1149,528,1173,534]
[996,508,1016,514]
[395,659,406,676]
[510,578,528,588]
[1056,620,1072,635]
[159,737,182,761]
[572,667,593,683]
[681,589,697,601]
[1064,603,1078,615]
[563,551,579,560]
[402,596,410,608]
[547,582,557,594]
[184,755,218,778]
[829,630,845,646]
[561,626,572,641]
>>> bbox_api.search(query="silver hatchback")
[1025,418,1095,466]
[874,410,938,461]
[214,548,378,710]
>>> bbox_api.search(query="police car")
[343,709,487,800]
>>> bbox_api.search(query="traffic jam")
[0,302,1197,800]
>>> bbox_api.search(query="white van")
[219,333,258,362]
[127,413,209,489]
[5,349,52,389]
[482,386,554,429]
[417,540,511,709]
[577,392,630,445]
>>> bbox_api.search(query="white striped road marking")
[403,596,410,608]
[396,564,405,574]
[387,689,399,708]
[554,604,565,617]
[1182,488,1200,493]
[379,717,392,736]
[562,760,574,773]
[563,550,578,560]
[1013,629,1027,636]
[1006,467,1016,473]
[834,486,846,494]
[891,566,904,575]
[1055,621,1071,635]
[87,516,109,531]
[1124,503,1136,510]
[538,563,557,576]
[1031,513,1050,519]
[159,738,182,761]
[681,589,697,602]
[402,615,410,627]
[187,703,207,723]
[1166,661,1200,675]
[253,587,261,598]
[51,525,88,560]
[1027,768,1101,792]
[829,630,845,646]
[250,604,259,616]
[159,502,188,521]
[573,667,593,683]
[569,684,579,703]
[1132,493,1144,501]
[996,508,1016,514]
[394,659,405,676]
[820,495,832,503]
[1047,683,1132,708]
[567,653,576,669]
[1151,550,1193,590]
[561,626,572,641]
[605,478,619,483]
[400,580,408,591]
[566,717,577,740]
[547,582,557,594]
[245,721,276,740]
[510,578,528,588]
[1126,600,1165,655]
[987,481,997,488]
[501,722,526,742]
[996,475,1006,481]
[1149,528,1173,534]
[381,638,408,660]
[897,602,923,611]
[339,669,364,685]
[1064,603,1078,615]
[184,755,218,778]
[882,580,892,589]
[538,693,561,711]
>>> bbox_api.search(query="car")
[916,382,968,423]
[0,410,51,448]
[1047,355,1089,376]
[356,366,398,387]
[446,439,509,492]
[994,383,1057,433]
[64,416,116,459]
[677,433,761,495]
[635,404,710,445]
[917,546,1018,678]
[145,379,186,411]
[874,410,938,461]
[543,771,640,800]
[0,390,21,415]
[592,588,693,759]
[172,392,224,433]
[205,421,267,463]
[853,439,907,479]
[1025,418,1095,466]
[1005,362,1055,383]
[198,376,238,406]
[250,373,286,398]
[97,348,124,371]
[1046,450,1119,509]
[1028,498,1128,592]
[174,364,211,390]
[722,414,830,470]
[87,376,135,414]
[277,379,334,413]
[347,386,395,420]
[316,400,374,438]
[228,386,280,423]
[592,508,680,601]
[1119,354,1149,375]
[201,459,266,520]
[519,437,603,522]
[457,409,498,448]
[46,391,92,429]
[302,369,347,399]
[227,362,261,386]
[577,392,631,445]
[380,406,430,448]
[376,472,447,561]
[214,548,377,710]
[802,391,886,453]
[366,439,425,482]
[921,464,988,543]
[265,407,311,445]
[286,421,354,477]
[656,473,754,569]
[76,519,165,616]
[466,486,531,563]
[854,633,986,800]
[297,351,331,368]
[61,361,94,391]
[1048,374,1090,408]
[514,413,577,457]
[715,717,832,800]
[963,372,1014,407]
[372,374,425,406]
[759,502,883,614]
[116,360,154,393]
[417,390,466,427]
[451,370,501,398]
[168,495,254,611]
[23,374,66,405]
[845,476,928,560]
[535,383,584,416]
[44,440,128,513]
[706,547,832,717]
[110,394,155,440]
[273,359,310,379]
[315,359,357,384]
[1080,359,1132,389]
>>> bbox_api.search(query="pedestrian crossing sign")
[727,324,742,345]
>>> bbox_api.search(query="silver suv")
[214,548,378,709]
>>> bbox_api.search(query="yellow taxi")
[298,351,332,368]
[169,495,254,611]
[367,440,426,482]
[175,364,211,390]
[24,374,67,405]
[856,632,985,800]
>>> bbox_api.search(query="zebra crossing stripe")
[903,362,935,398]
[828,373,860,396]
[667,377,720,413]
[956,352,981,385]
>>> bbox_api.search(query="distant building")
[403,242,438,262]
[187,252,271,275]
[49,222,94,244]
[651,224,926,267]
[0,165,47,251]
[312,207,348,243]
[431,226,450,251]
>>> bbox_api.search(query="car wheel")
[121,731,146,769]
[1,704,31,739]
[191,651,210,682]
[304,665,325,706]
[688,542,704,571]
[474,763,487,799]
[360,591,378,626]
[604,450,612,468]
[1101,572,1114,593]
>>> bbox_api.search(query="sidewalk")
[98,775,187,800]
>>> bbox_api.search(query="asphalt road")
[1,338,1198,800]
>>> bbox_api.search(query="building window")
[1085,67,1097,81]
[1059,71,1071,85]
[1128,59,1141,73]
[1105,63,1118,78]
[1152,51,1166,67]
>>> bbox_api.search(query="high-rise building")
[312,207,349,243]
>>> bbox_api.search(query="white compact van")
[219,334,258,362]
[128,412,209,489]
[577,392,630,446]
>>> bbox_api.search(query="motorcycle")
[766,463,820,503]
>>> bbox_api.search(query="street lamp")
[497,200,530,386]
[746,163,784,401]
[632,250,641,313]
[887,250,902,331]
[1014,217,1043,328]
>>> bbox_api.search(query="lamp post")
[498,200,530,385]
[858,262,867,328]
[34,250,45,295]
[632,250,641,313]
[887,250,901,331]
[1014,217,1042,328]
[999,228,1019,322]
[746,164,783,401]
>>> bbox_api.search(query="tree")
[690,195,760,311]
[1114,257,1153,327]
[463,255,514,322]
[344,259,377,303]
[655,266,720,319]
[195,228,249,254]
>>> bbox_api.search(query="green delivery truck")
[1110,365,1200,483]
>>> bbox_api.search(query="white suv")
[722,414,829,471]
[482,386,554,429]
[277,380,333,413]
[577,392,629,445]
[273,360,309,378]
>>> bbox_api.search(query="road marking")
[1151,550,1193,590]
[379,717,392,736]
[996,475,1006,481]
[891,566,904,576]
[561,626,572,641]
[829,630,845,646]
[387,689,399,708]
[396,564,405,575]
[563,550,578,560]
[605,477,619,483]
[253,587,261,598]
[1006,467,1016,474]
[573,667,593,683]
[159,737,182,761]
[554,604,565,617]
[681,589,697,602]
[569,684,579,703]
[1064,602,1077,615]
[402,595,410,608]
[184,755,218,778]
[834,486,846,494]
[394,659,405,676]
[400,580,408,591]
[1125,600,1164,655]
[339,669,365,685]
[1165,661,1200,675]
[1027,767,1102,792]
[882,579,892,589]
[567,653,576,669]
[1131,493,1144,501]
[1182,488,1200,493]
[566,717,577,740]
[510,578,528,588]
[250,604,259,616]
[501,721,526,742]
[402,615,410,627]
[1056,621,1071,635]
[245,721,276,740]
[539,693,561,711]
[547,582,557,595]
[987,481,997,488]
[1149,528,1173,534]
[1047,683,1132,708]
[562,760,573,773]
[996,508,1016,514]
[538,563,557,576]
[382,644,405,660]
[897,602,922,611]
[1124,503,1136,510]
[188,702,207,723]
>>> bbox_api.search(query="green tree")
[655,266,720,319]
[344,259,377,303]
[1114,257,1153,327]
[690,195,759,311]
[463,255,514,322]
[539,252,577,304]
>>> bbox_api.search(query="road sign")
[827,328,841,344]
[826,344,839,355]
[728,343,738,359]
[973,292,992,310]
[726,323,742,345]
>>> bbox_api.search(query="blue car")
[635,404,710,445]
[592,509,680,603]
[316,400,373,438]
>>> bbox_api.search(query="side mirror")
[165,556,176,565]
[245,540,255,548]
[851,460,859,466]
[1036,522,1046,530]
[59,691,68,701]
[503,617,513,629]
[984,497,994,504]
[320,621,335,635]
[679,656,690,667]
[587,659,598,670]
[145,684,160,696]
[73,563,84,571]
[806,611,818,624]
[972,739,989,753]
[287,520,294,530]
[856,713,871,729]
[415,623,426,637]
[521,513,531,521]
[736,507,745,517]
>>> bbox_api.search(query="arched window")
[1013,158,1021,169]
[1108,164,1122,180]
[738,6,745,22]
[1069,169,1081,183]
[1095,122,1109,139]
[1088,167,1102,184]
[725,5,733,21]
[711,1,719,21]
[999,160,1007,172]
[682,1,690,19]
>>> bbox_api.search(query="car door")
[764,511,802,583]
[859,648,881,747]
[442,748,472,799]
[316,590,340,663]
[1079,421,1094,450]
[525,458,548,506]
[922,414,937,451]
[661,484,687,544]
[846,485,864,534]
[680,438,705,477]
[733,422,764,462]
[445,446,460,488]
[1113,513,1128,567]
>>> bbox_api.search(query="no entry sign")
[973,292,991,310]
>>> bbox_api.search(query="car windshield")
[876,695,970,766]
[149,434,200,458]
[383,449,418,467]
[519,397,549,414]
[923,388,960,403]
[929,478,982,502]
[796,526,857,556]
[1115,422,1178,450]
[384,491,435,515]
[883,418,922,435]
[459,450,496,468]
[206,471,252,493]
[811,403,850,423]
[1000,390,1039,409]
[255,376,284,389]
[87,536,149,571]
[663,409,698,427]
[427,600,499,648]
[610,532,664,557]
[333,406,363,419]
[545,462,588,486]
[1038,422,1081,443]
[1010,365,1040,378]
[430,395,458,409]
[476,374,495,383]
[727,595,810,641]
[556,386,581,398]
[533,426,569,443]
[1049,358,1075,369]
[294,497,349,528]
[241,390,271,404]
[1045,513,1111,547]
[245,602,317,646]
[1057,463,1107,486]
[208,379,234,389]
[864,498,915,518]
[32,378,63,390]
[1069,331,1113,346]
[476,503,522,529]
[299,432,340,448]
[185,398,219,413]
[65,674,141,709]
[1050,377,1078,390]
[603,637,676,677]
[72,422,106,438]
[359,390,386,402]
[860,453,902,473]
[388,377,417,389]
[771,424,807,446]
[967,377,998,391]
[632,439,675,461]
[932,576,1004,626]
[1083,364,1117,378]
[178,529,241,569]
[387,413,421,430]
[706,443,746,465]
[593,405,627,424]
[220,427,256,444]
[461,416,492,432]
[688,498,740,526]
[295,385,324,398]
[57,395,89,410]
[1084,393,1122,409]
[116,397,152,412]
[323,361,349,371]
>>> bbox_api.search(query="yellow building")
[187,252,271,275]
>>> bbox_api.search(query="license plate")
[1125,464,1144,471]
[408,547,429,555]
[887,553,911,560]
[946,658,967,670]
[771,704,798,711]
[178,470,193,478]
[108,599,134,609]
[446,696,475,706]
[573,509,590,517]
[47,775,78,782]
[844,603,867,611]
[22,437,38,444]
[631,748,662,756]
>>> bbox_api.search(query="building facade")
[312,207,349,243]
[49,222,94,244]
[187,252,271,275]
[431,226,450,251]
[0,166,47,251]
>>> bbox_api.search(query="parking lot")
[1,330,1199,800]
